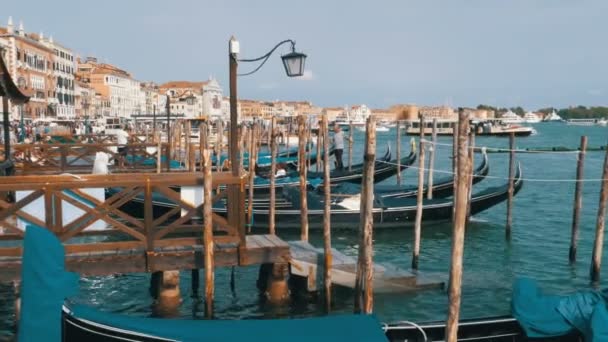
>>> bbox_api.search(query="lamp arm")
[237,39,295,63]
[237,39,295,77]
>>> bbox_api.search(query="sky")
[3,0,607,110]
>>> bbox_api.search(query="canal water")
[1,122,608,339]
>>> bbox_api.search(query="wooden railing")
[0,171,247,271]
[5,142,170,174]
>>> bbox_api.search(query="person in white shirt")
[332,125,344,170]
[115,125,130,166]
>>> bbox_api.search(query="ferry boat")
[522,111,541,123]
[499,110,524,124]
[404,119,457,135]
[543,110,563,122]
[474,120,536,137]
[566,118,599,126]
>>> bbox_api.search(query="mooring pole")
[269,116,277,235]
[298,115,309,242]
[165,95,171,172]
[202,149,214,317]
[396,120,402,186]
[445,109,472,342]
[316,124,322,173]
[322,114,332,312]
[590,146,608,282]
[247,123,257,231]
[354,116,376,314]
[412,115,425,270]
[466,130,475,223]
[427,118,438,199]
[348,121,354,171]
[506,132,516,239]
[570,136,587,263]
[216,120,223,171]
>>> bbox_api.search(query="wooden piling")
[506,132,515,238]
[156,134,162,174]
[354,116,376,314]
[396,121,402,186]
[247,124,258,231]
[466,130,475,223]
[269,116,277,235]
[412,115,425,270]
[316,127,322,173]
[570,136,587,263]
[427,119,438,199]
[590,146,608,282]
[306,120,312,170]
[322,114,332,311]
[298,115,309,242]
[202,149,214,317]
[348,121,354,172]
[216,120,223,171]
[445,109,472,342]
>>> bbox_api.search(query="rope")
[377,159,608,183]
[419,139,584,154]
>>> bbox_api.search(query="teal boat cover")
[512,277,608,340]
[20,226,388,342]
[18,226,79,342]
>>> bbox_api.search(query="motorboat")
[499,110,524,124]
[522,111,541,123]
[543,110,563,122]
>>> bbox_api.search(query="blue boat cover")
[18,226,79,342]
[512,277,608,340]
[20,226,388,342]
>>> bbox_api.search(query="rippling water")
[2,122,608,338]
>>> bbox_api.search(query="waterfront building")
[322,107,345,121]
[77,57,143,118]
[418,105,456,120]
[346,104,372,123]
[221,96,241,121]
[371,108,397,122]
[38,33,76,120]
[201,77,224,120]
[159,81,205,118]
[0,17,55,120]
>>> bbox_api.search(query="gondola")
[213,163,523,229]
[383,315,580,341]
[253,146,335,175]
[372,152,489,199]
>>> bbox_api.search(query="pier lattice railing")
[0,171,247,278]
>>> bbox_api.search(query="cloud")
[296,70,314,81]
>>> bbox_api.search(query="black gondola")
[212,163,523,229]
[367,152,489,199]
[383,315,581,341]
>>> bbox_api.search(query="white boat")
[523,111,541,123]
[566,119,597,126]
[499,110,524,124]
[543,110,563,122]
[355,125,389,132]
[598,118,608,126]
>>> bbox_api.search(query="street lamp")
[226,35,307,251]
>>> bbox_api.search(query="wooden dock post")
[269,116,277,235]
[590,146,608,282]
[322,114,333,311]
[354,116,376,314]
[298,115,309,242]
[427,118,438,199]
[506,132,516,239]
[202,149,214,317]
[156,271,181,317]
[570,136,587,263]
[247,124,258,231]
[466,130,475,223]
[396,121,402,186]
[445,109,472,342]
[316,125,322,173]
[216,120,223,171]
[412,115,425,270]
[349,121,354,171]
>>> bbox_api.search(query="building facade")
[77,57,143,118]
[201,78,224,120]
[0,18,55,120]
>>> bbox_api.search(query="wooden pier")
[289,241,443,293]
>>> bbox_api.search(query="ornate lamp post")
[226,36,307,243]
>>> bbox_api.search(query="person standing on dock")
[332,124,344,170]
[115,125,130,167]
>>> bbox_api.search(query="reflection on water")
[2,123,608,337]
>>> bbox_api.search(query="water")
[2,122,608,338]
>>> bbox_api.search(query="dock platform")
[288,241,444,293]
